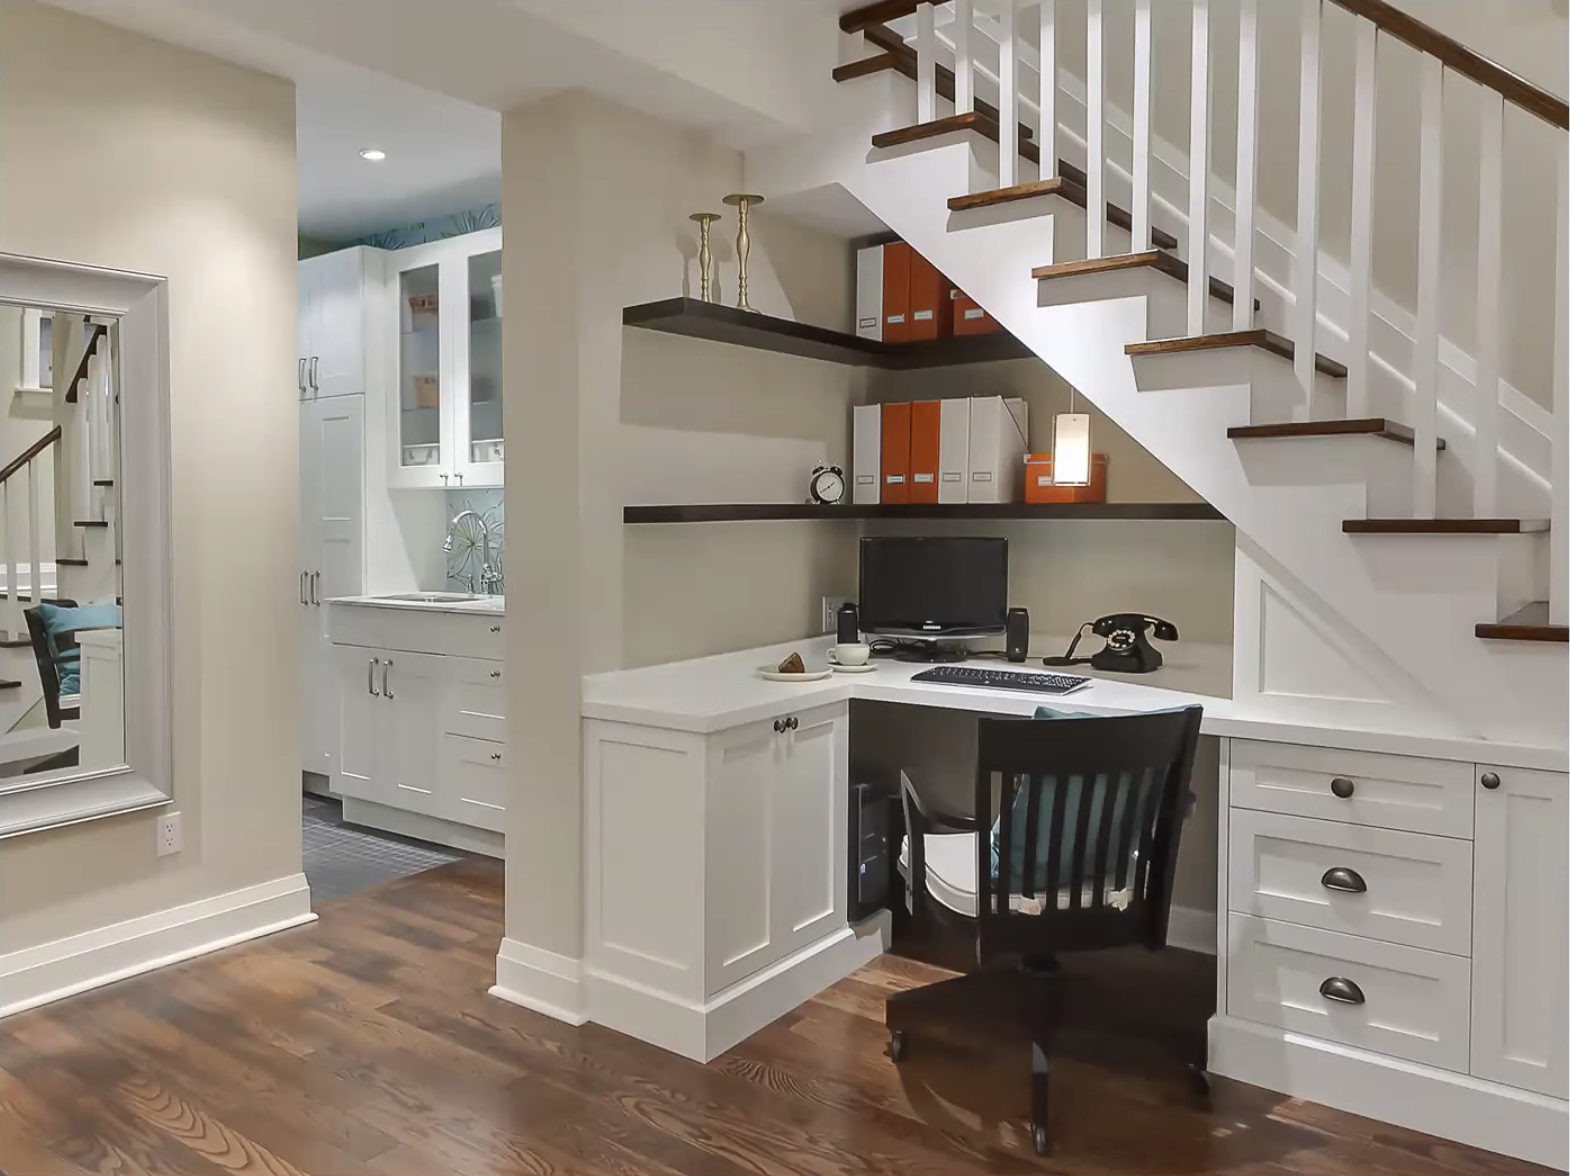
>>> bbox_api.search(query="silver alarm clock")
[808,464,846,505]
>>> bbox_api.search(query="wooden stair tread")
[56,556,119,566]
[872,112,1040,163]
[1226,417,1445,449]
[1343,518,1548,534]
[1031,250,1257,311]
[854,24,1038,145]
[0,637,31,648]
[1475,602,1567,643]
[73,519,109,528]
[1130,330,1347,379]
[948,179,1181,250]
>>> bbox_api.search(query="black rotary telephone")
[1043,613,1179,674]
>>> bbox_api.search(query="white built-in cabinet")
[298,248,371,400]
[385,227,503,489]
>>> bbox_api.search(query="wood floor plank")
[0,859,1544,1176]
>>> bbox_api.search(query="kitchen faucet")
[442,510,501,595]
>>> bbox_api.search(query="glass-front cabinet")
[384,226,503,489]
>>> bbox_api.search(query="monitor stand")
[893,641,968,664]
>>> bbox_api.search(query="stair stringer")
[746,86,1566,747]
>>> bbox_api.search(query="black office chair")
[24,599,80,730]
[888,705,1206,1156]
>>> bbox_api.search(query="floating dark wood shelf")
[1132,329,1347,378]
[625,502,1225,524]
[623,298,1033,369]
[1344,518,1548,534]
[1229,417,1443,449]
[1475,601,1567,643]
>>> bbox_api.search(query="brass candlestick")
[689,212,722,302]
[723,193,764,313]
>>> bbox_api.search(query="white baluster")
[3,483,16,638]
[1233,0,1259,332]
[1295,1,1323,420]
[1186,0,1211,337]
[1551,132,1568,624]
[1411,56,1443,518]
[953,0,974,116]
[916,1,936,124]
[1473,90,1504,518]
[998,0,1018,189]
[27,462,40,609]
[1039,0,1057,180]
[1131,0,1152,251]
[1087,0,1105,259]
[1347,18,1378,418]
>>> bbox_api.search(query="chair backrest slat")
[1088,767,1121,910]
[1019,773,1041,904]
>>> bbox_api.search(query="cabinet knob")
[1320,867,1367,894]
[490,625,501,634]
[786,716,799,731]
[489,670,501,679]
[1329,776,1355,799]
[772,719,783,733]
[1480,771,1501,790]
[491,752,502,762]
[1318,976,1366,1006]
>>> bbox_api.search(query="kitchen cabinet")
[1471,764,1568,1098]
[298,248,372,400]
[385,227,503,489]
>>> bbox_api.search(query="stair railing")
[849,0,1569,624]
[0,426,61,638]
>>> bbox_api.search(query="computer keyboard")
[910,665,1093,696]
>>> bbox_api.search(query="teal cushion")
[34,602,121,695]
[988,705,1102,892]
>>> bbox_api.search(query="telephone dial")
[1043,613,1179,675]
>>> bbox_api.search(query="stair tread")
[873,112,1043,165]
[1227,417,1447,450]
[853,27,1037,144]
[0,637,31,648]
[55,557,120,566]
[1344,518,1549,534]
[948,179,1181,250]
[1130,329,1347,379]
[1475,602,1567,643]
[1031,250,1259,311]
[73,519,109,527]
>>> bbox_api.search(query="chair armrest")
[898,769,980,833]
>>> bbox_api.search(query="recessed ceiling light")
[359,148,387,162]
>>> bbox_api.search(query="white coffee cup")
[827,642,871,667]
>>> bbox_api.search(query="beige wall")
[0,4,299,952]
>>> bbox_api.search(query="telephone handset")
[1043,613,1179,675]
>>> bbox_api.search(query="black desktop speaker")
[837,601,861,644]
[1006,607,1030,662]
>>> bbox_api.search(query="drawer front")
[1227,914,1471,1072]
[441,734,506,833]
[445,656,505,742]
[381,611,504,660]
[326,604,384,650]
[1229,740,1473,839]
[1229,810,1472,955]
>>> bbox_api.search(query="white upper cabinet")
[299,248,371,400]
[385,227,503,489]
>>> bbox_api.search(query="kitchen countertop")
[328,594,505,616]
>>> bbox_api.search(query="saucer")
[757,666,834,682]
[829,662,879,674]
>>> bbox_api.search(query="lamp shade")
[1052,413,1092,486]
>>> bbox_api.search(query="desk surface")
[582,635,1567,771]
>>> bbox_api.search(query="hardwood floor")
[0,859,1544,1176]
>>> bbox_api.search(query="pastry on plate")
[777,652,806,674]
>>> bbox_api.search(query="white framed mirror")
[0,253,173,838]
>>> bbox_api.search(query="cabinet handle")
[490,752,502,762]
[441,473,450,485]
[1480,771,1501,791]
[1320,867,1367,894]
[773,719,784,734]
[300,571,308,605]
[1318,976,1366,1006]
[489,670,501,679]
[382,659,394,700]
[310,571,321,605]
[1329,776,1355,799]
[309,356,319,391]
[368,657,380,697]
[298,358,307,398]
[455,473,464,485]
[787,716,799,731]
[489,625,501,634]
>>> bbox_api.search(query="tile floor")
[302,793,463,904]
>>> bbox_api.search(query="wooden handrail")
[62,323,107,405]
[839,0,921,34]
[1331,3,1566,129]
[0,427,62,487]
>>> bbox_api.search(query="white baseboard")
[586,912,892,1063]
[1211,1014,1568,1170]
[1166,904,1217,955]
[491,937,587,1025]
[0,873,315,1018]
[341,796,503,858]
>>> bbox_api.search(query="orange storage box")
[1023,452,1108,504]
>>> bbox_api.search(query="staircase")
[755,0,1567,745]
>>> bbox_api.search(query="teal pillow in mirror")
[34,601,122,696]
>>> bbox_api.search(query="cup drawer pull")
[1329,776,1355,799]
[1318,976,1366,1006]
[1320,867,1368,894]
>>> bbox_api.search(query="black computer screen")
[857,537,1009,636]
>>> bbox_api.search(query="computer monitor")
[857,536,1008,639]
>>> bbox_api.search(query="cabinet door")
[330,642,383,803]
[308,395,365,602]
[309,249,366,398]
[1471,765,1568,1098]
[453,235,504,488]
[706,716,783,992]
[387,243,451,488]
[296,262,314,401]
[381,650,446,816]
[771,703,848,958]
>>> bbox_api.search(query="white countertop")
[329,594,505,616]
[582,635,1568,771]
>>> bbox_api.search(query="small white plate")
[757,666,834,682]
[830,662,879,674]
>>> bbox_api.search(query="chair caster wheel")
[1032,1123,1049,1156]
[888,1029,908,1063]
[1187,1064,1211,1098]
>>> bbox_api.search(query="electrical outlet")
[156,811,182,858]
[821,595,849,635]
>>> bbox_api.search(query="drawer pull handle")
[1480,771,1501,790]
[1319,977,1365,1006]
[1329,776,1355,799]
[1321,867,1367,894]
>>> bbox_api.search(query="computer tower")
[848,781,893,922]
